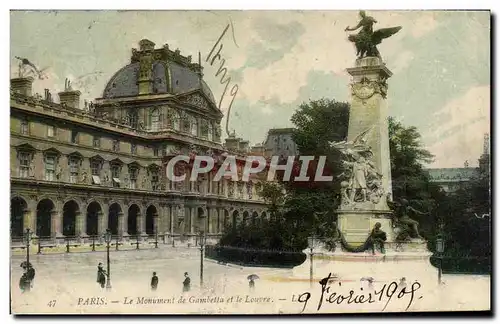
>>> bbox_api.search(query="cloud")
[423,85,490,168]
[411,13,440,38]
[244,19,306,69]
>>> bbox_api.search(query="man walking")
[182,272,191,292]
[151,272,159,291]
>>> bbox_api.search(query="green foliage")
[442,171,491,258]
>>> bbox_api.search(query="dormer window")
[18,151,31,178]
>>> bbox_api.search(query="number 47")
[47,300,56,307]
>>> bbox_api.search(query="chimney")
[138,39,155,95]
[11,77,34,96]
[239,140,250,152]
[58,78,81,109]
[251,143,265,155]
[225,134,240,151]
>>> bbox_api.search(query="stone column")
[117,212,125,238]
[153,212,159,234]
[97,211,106,235]
[346,57,393,207]
[164,205,171,234]
[137,212,145,237]
[76,209,87,237]
[189,207,195,234]
[50,209,63,239]
[205,207,211,233]
[22,208,32,233]
[216,208,222,233]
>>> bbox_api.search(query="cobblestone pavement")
[10,247,490,314]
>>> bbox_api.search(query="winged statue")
[329,126,373,159]
[345,11,402,60]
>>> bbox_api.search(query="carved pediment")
[176,90,220,115]
[16,143,36,152]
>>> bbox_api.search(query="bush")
[430,255,491,275]
[205,245,307,268]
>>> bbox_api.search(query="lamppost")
[199,231,206,288]
[24,228,32,289]
[307,235,316,288]
[436,233,445,285]
[104,229,112,290]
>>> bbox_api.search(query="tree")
[388,117,446,240]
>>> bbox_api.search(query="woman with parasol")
[247,274,259,291]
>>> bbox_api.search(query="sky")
[10,10,490,168]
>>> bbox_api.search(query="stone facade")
[10,40,269,246]
[263,128,299,158]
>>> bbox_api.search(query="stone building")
[263,128,299,159]
[10,39,269,246]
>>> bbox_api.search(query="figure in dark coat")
[97,263,107,288]
[249,279,255,291]
[19,273,30,293]
[182,272,191,292]
[151,272,159,291]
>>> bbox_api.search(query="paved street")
[11,247,490,314]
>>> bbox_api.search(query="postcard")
[10,9,491,315]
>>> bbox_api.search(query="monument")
[293,11,436,284]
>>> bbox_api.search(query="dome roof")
[102,57,216,105]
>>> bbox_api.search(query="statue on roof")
[345,10,402,60]
[15,56,48,79]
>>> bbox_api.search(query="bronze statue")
[389,198,428,239]
[368,222,387,254]
[345,11,402,59]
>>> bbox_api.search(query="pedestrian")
[19,271,30,293]
[183,272,191,292]
[249,278,255,291]
[97,262,106,288]
[151,272,159,291]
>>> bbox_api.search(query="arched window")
[128,110,138,129]
[151,108,160,131]
[208,123,213,141]
[191,117,198,136]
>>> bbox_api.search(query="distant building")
[263,128,299,159]
[427,133,490,193]
[426,167,478,193]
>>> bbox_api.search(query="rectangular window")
[93,137,100,148]
[91,160,101,176]
[47,125,55,138]
[153,147,159,157]
[20,120,29,135]
[111,165,121,188]
[131,144,137,155]
[129,168,138,189]
[71,130,78,144]
[45,155,55,181]
[112,140,120,152]
[19,152,30,178]
[69,158,79,183]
